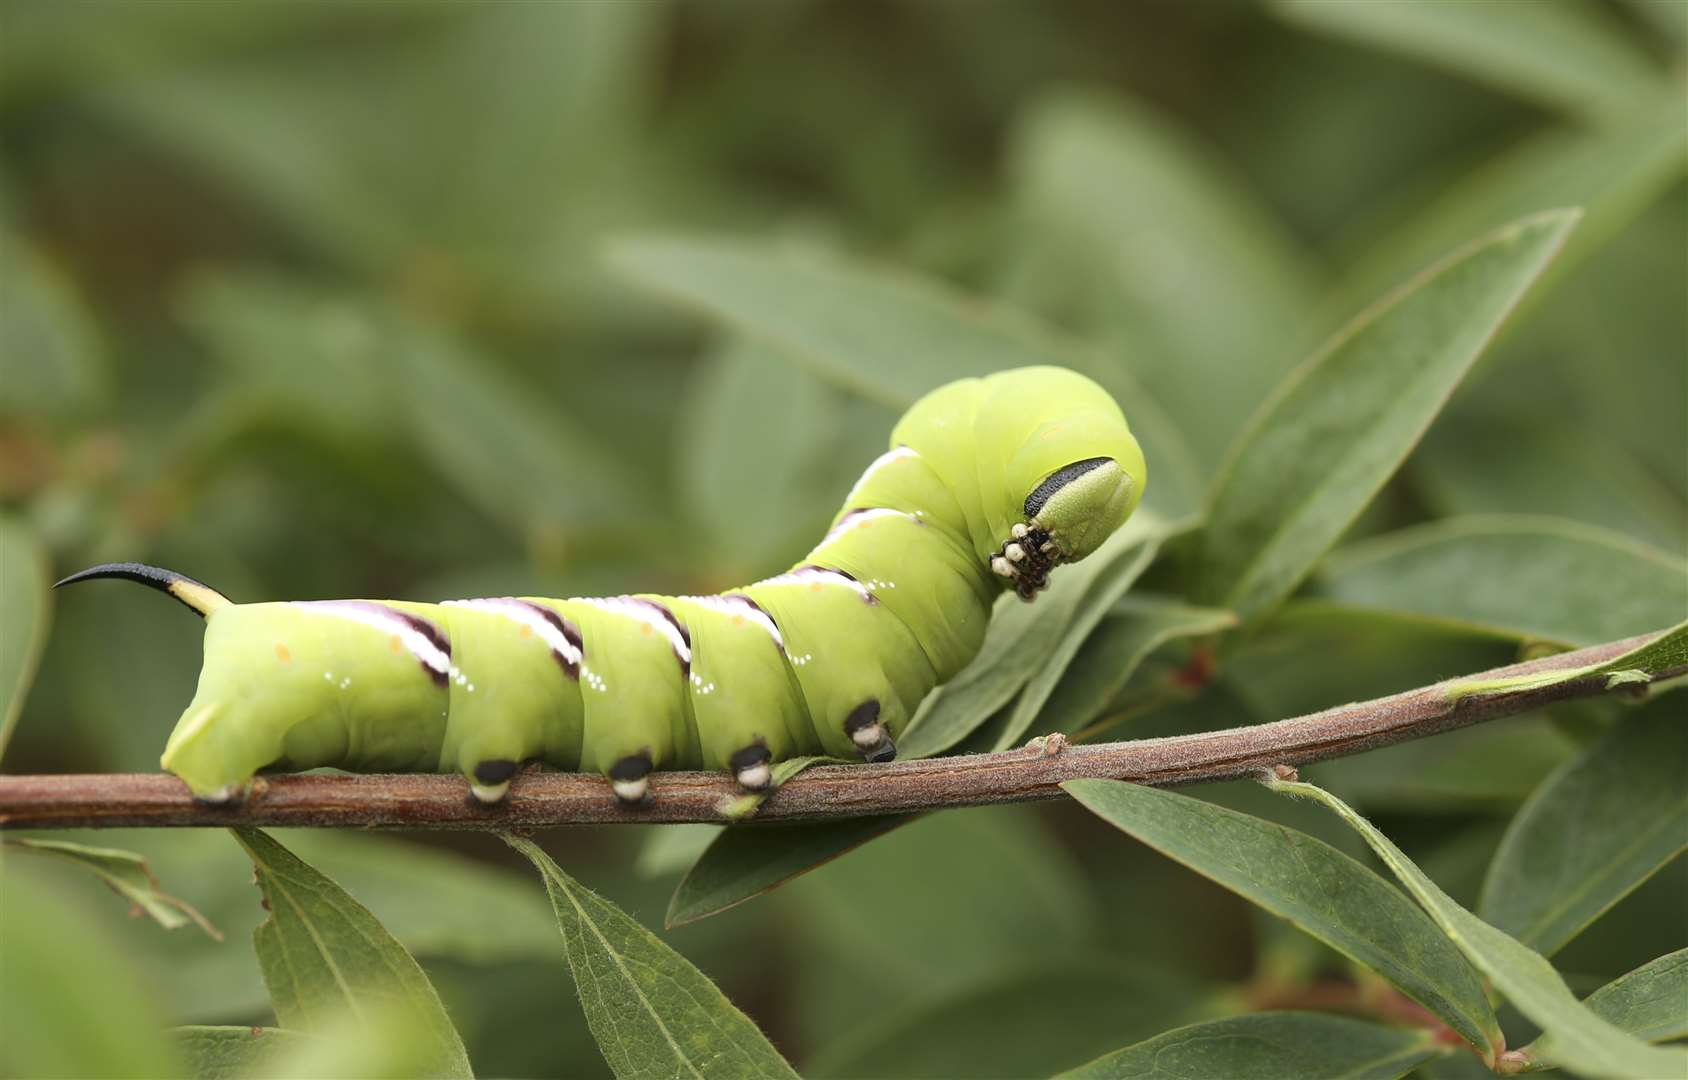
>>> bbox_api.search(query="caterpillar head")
[983,368,1147,599]
[890,365,1147,600]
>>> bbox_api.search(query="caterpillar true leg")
[58,367,1147,810]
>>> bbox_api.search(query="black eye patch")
[1023,457,1111,518]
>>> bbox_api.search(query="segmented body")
[60,366,1147,807]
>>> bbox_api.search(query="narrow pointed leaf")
[1528,948,1688,1069]
[1058,1010,1445,1080]
[502,833,798,1079]
[609,236,1204,519]
[1273,0,1665,121]
[808,964,1209,1080]
[1196,210,1578,624]
[1339,92,1684,317]
[7,837,220,938]
[1316,516,1687,647]
[667,816,906,928]
[1006,91,1319,471]
[1479,701,1688,955]
[1269,779,1688,1080]
[1445,619,1688,700]
[230,828,472,1079]
[1064,778,1500,1062]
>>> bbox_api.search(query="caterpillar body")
[58,367,1145,807]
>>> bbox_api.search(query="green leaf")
[609,235,1204,520]
[1315,515,1687,647]
[1272,0,1666,122]
[394,318,644,540]
[1196,209,1579,624]
[1445,619,1688,700]
[502,833,799,1080]
[901,512,1167,758]
[0,861,181,1078]
[1063,778,1501,1063]
[1268,778,1688,1080]
[1058,1010,1445,1080]
[173,1026,312,1080]
[1035,595,1237,738]
[1413,415,1688,555]
[6,837,220,939]
[1005,91,1319,471]
[807,964,1211,1080]
[667,816,905,927]
[174,269,391,440]
[0,230,108,422]
[678,341,861,572]
[990,519,1169,749]
[276,831,561,966]
[0,512,51,758]
[1479,700,1687,956]
[779,808,1101,1010]
[1530,949,1688,1067]
[230,828,472,1079]
[1339,91,1685,318]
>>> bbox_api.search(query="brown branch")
[0,629,1676,831]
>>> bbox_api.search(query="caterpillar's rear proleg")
[845,699,897,763]
[609,752,653,805]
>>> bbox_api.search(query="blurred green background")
[2,2,1684,1077]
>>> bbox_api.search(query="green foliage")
[5,836,219,937]
[503,834,798,1080]
[1194,209,1577,624]
[1058,1011,1444,1080]
[174,1027,312,1080]
[231,828,472,1079]
[1269,779,1688,1080]
[1064,779,1502,1063]
[3,4,1684,1077]
[0,513,50,756]
[1479,701,1687,957]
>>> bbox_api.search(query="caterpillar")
[57,366,1145,807]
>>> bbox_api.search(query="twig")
[0,629,1676,831]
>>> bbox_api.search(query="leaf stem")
[0,627,1679,831]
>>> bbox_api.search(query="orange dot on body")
[520,625,533,637]
[640,624,652,635]
[389,635,402,654]
[274,644,291,663]
[732,615,745,627]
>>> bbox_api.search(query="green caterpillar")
[58,367,1145,807]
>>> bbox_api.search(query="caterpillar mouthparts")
[990,522,1058,601]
